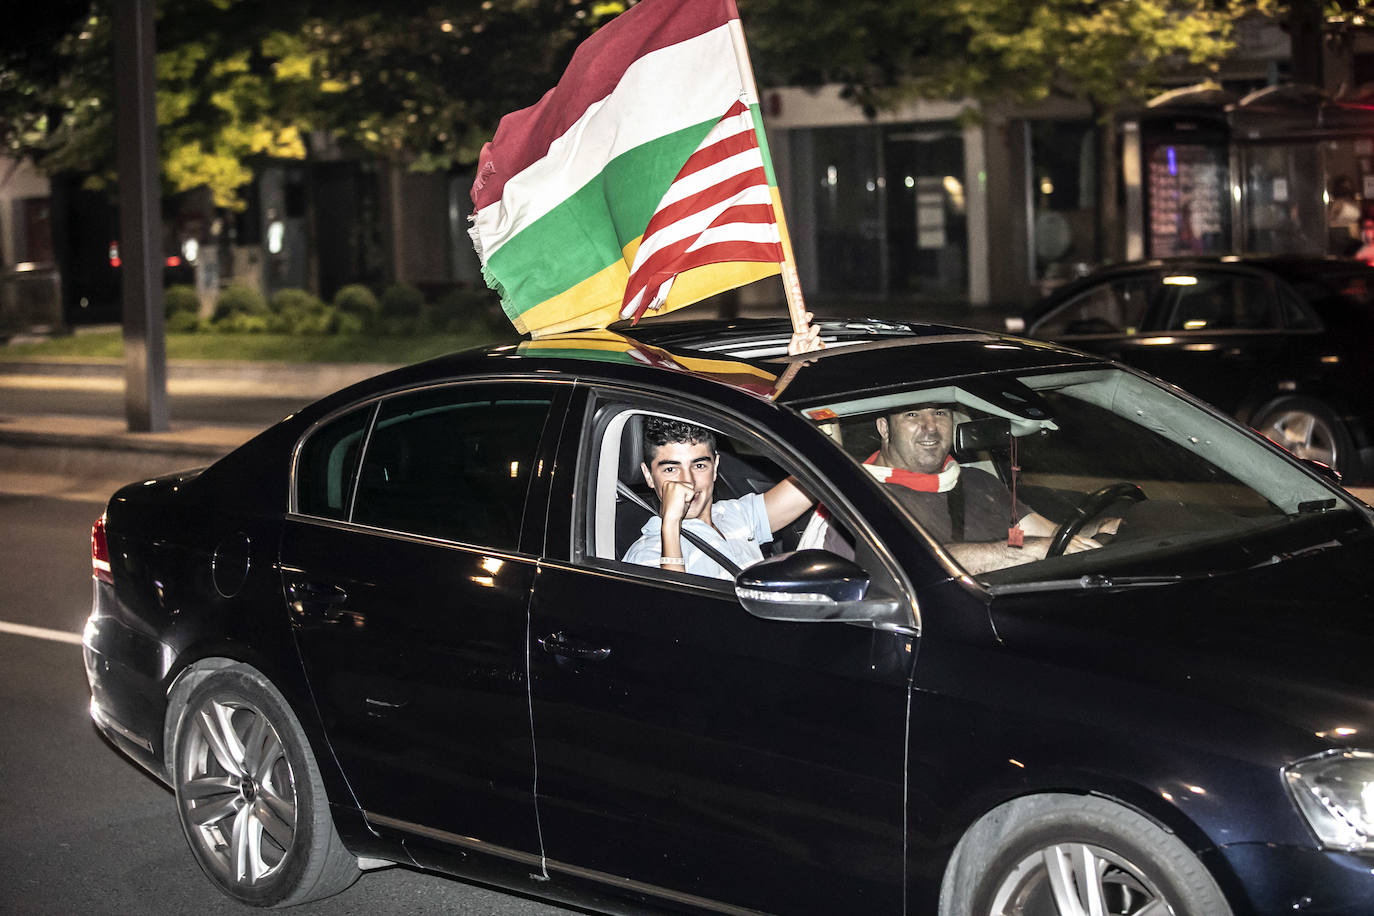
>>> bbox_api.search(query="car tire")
[171,664,360,907]
[939,794,1232,916]
[1252,396,1353,476]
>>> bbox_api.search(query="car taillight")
[92,514,113,584]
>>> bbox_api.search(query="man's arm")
[658,480,693,572]
[763,477,816,532]
[946,533,1103,576]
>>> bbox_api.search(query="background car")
[84,318,1374,914]
[1016,255,1374,480]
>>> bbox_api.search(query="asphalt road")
[0,491,579,915]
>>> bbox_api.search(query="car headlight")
[1284,749,1374,851]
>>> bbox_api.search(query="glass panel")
[884,123,967,296]
[296,405,373,520]
[1031,121,1100,282]
[1242,143,1324,255]
[1036,274,1155,336]
[1144,141,1230,257]
[804,368,1358,582]
[1159,272,1273,331]
[808,125,884,294]
[353,388,552,549]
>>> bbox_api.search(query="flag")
[469,0,785,337]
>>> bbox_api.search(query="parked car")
[85,318,1374,914]
[1016,256,1374,480]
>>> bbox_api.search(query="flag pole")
[729,18,809,336]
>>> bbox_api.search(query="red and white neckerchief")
[862,452,961,493]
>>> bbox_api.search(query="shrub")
[269,288,326,315]
[379,283,425,319]
[166,310,201,333]
[434,286,509,336]
[212,284,268,322]
[269,288,332,335]
[332,284,380,324]
[214,311,272,334]
[164,284,200,319]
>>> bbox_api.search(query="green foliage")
[435,285,511,336]
[379,282,425,319]
[212,283,268,322]
[164,284,200,317]
[267,287,332,334]
[332,283,380,322]
[166,310,203,333]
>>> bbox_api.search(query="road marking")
[0,620,84,645]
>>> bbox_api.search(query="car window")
[804,367,1359,584]
[1277,283,1321,330]
[295,404,375,520]
[1035,274,1154,336]
[581,402,892,593]
[350,387,553,549]
[1160,271,1274,331]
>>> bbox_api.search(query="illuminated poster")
[1147,142,1228,257]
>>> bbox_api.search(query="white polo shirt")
[622,492,773,580]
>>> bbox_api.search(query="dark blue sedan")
[84,318,1374,914]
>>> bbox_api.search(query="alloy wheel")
[1256,408,1338,467]
[988,841,1170,916]
[176,694,299,889]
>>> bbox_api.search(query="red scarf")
[863,452,960,493]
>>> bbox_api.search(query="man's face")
[641,440,717,520]
[877,406,954,474]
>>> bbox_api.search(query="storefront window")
[1240,143,1323,255]
[1031,121,1099,283]
[800,122,967,298]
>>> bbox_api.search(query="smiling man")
[623,417,814,579]
[869,404,1111,573]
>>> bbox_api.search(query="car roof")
[327,317,1104,411]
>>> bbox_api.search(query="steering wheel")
[1046,482,1146,558]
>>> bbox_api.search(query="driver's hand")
[660,481,695,527]
[1062,534,1104,554]
[1084,517,1122,538]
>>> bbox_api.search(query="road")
[0,491,578,915]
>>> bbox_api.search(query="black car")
[84,318,1374,915]
[1018,256,1374,480]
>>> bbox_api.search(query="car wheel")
[1252,397,1351,474]
[171,665,360,907]
[939,794,1231,916]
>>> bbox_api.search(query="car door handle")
[286,581,349,616]
[538,632,612,661]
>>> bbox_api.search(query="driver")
[817,404,1116,575]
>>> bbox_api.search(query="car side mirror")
[735,550,909,630]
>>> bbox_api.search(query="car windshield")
[803,365,1369,587]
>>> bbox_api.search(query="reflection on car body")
[85,318,1374,914]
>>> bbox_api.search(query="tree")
[0,0,621,208]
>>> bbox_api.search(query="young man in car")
[864,404,1114,574]
[622,417,816,579]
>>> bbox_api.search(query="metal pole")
[112,0,168,432]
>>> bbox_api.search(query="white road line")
[0,620,84,645]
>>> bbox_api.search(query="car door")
[525,388,917,914]
[280,380,567,862]
[1116,267,1291,414]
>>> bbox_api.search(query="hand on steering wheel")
[1046,482,1146,558]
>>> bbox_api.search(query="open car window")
[803,366,1367,586]
[580,400,902,601]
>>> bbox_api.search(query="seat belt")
[616,481,744,577]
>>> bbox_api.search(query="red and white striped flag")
[619,98,783,322]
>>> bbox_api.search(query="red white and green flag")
[469,0,788,337]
